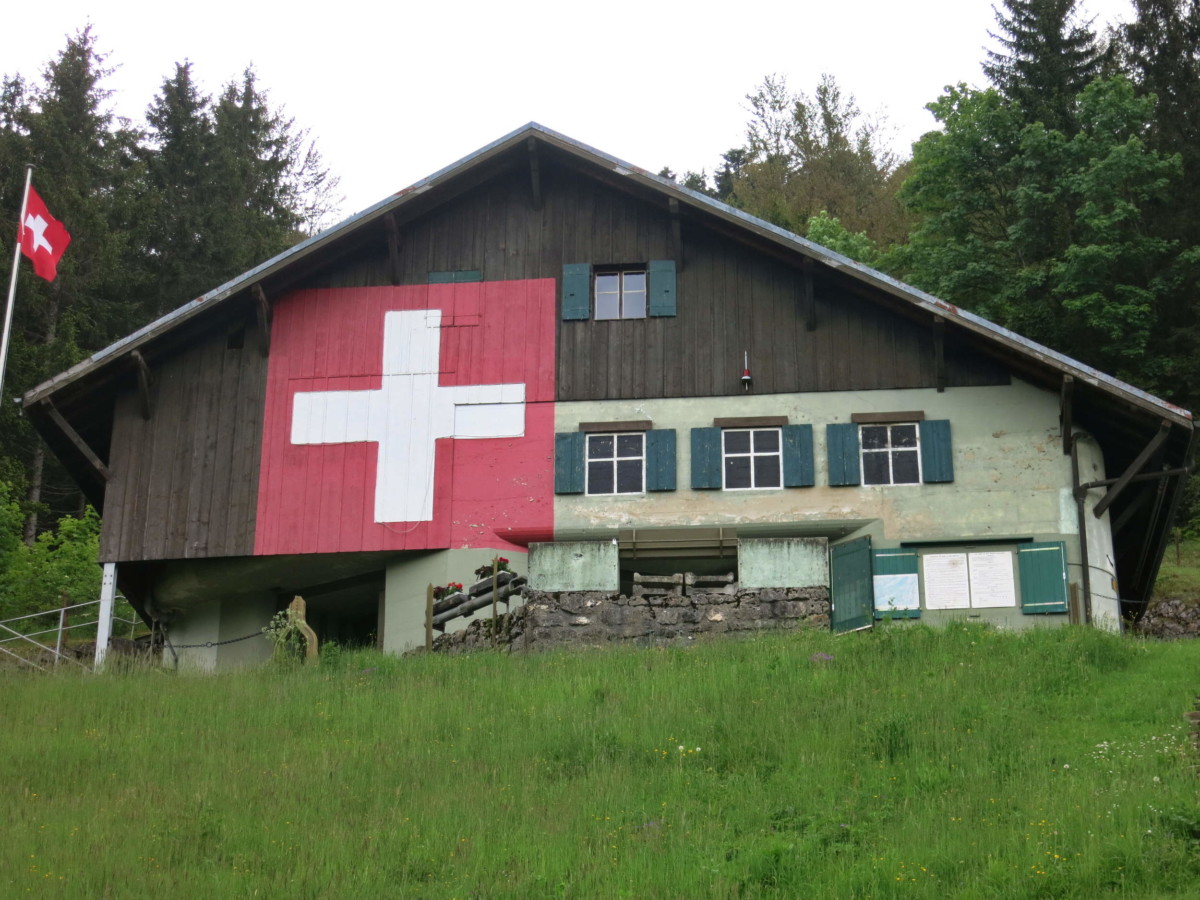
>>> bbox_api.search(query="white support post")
[94,563,116,669]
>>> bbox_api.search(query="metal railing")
[0,598,142,672]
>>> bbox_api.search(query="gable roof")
[23,121,1193,429]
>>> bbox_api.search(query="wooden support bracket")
[669,198,683,271]
[1111,484,1154,536]
[933,316,946,392]
[527,137,542,211]
[1060,374,1074,455]
[131,350,153,420]
[42,400,110,482]
[383,212,402,285]
[253,284,272,357]
[1093,419,1172,519]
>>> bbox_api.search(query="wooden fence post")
[425,584,434,652]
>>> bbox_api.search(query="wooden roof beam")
[254,284,272,357]
[1093,420,1172,518]
[1060,374,1074,455]
[41,399,110,482]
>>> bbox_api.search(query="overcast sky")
[5,0,1134,220]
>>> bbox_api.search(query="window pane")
[622,272,646,292]
[616,459,642,493]
[893,451,920,484]
[595,294,620,320]
[861,426,888,450]
[616,434,642,457]
[588,435,613,459]
[595,273,619,294]
[863,452,891,485]
[754,455,781,487]
[753,429,779,452]
[622,289,646,319]
[892,424,918,448]
[725,455,751,488]
[587,461,613,494]
[724,430,750,454]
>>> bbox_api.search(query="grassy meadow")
[2,624,1198,899]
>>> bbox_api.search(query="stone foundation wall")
[429,586,830,654]
[1133,598,1200,639]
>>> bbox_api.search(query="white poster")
[873,573,920,612]
[922,553,971,609]
[967,551,1017,608]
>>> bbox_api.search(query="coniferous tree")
[984,0,1103,133]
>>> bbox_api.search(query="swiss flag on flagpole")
[19,185,70,282]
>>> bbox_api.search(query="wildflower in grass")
[810,652,835,663]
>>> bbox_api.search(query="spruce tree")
[985,0,1103,132]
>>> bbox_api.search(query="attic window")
[595,270,646,320]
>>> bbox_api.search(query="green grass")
[1154,535,1200,599]
[2,625,1198,898]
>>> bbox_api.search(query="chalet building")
[23,124,1194,667]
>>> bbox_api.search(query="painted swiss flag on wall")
[254,280,556,556]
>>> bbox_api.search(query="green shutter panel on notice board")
[645,429,677,492]
[782,424,814,487]
[1018,542,1069,614]
[562,263,591,320]
[691,427,722,489]
[920,419,954,483]
[554,432,585,494]
[826,423,861,486]
[872,549,921,619]
[648,259,677,317]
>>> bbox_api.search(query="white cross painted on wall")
[290,309,526,523]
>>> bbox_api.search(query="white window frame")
[594,270,647,320]
[859,422,923,486]
[721,427,783,491]
[585,432,646,495]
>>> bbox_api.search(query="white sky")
[4,0,1134,219]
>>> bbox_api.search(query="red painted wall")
[254,281,556,556]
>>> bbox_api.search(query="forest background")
[1,0,1197,620]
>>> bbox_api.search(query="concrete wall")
[739,538,829,588]
[382,547,529,653]
[527,541,620,592]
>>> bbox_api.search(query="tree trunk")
[23,444,44,545]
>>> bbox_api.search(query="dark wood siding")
[99,323,268,563]
[317,162,1008,400]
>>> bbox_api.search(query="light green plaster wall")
[554,380,1115,627]
[528,541,620,591]
[383,548,528,653]
[739,538,829,588]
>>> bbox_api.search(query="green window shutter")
[648,259,677,317]
[554,432,585,494]
[645,429,677,492]
[1018,542,1069,614]
[872,549,921,619]
[826,423,861,486]
[562,263,592,320]
[690,427,722,489]
[781,424,814,487]
[920,419,954,483]
[429,270,481,284]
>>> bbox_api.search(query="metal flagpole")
[0,165,34,402]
